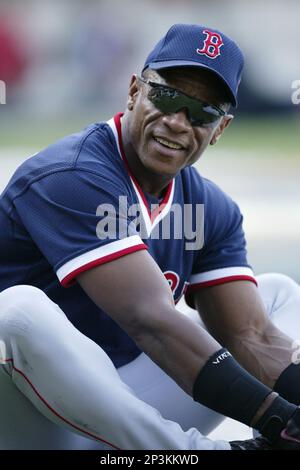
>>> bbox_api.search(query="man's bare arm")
[78,250,220,395]
[194,281,294,388]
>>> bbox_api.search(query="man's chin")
[141,149,186,178]
[142,158,181,179]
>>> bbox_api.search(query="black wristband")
[274,363,300,405]
[193,348,272,426]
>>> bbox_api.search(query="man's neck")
[121,114,173,199]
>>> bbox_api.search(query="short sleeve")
[13,169,147,287]
[185,179,256,308]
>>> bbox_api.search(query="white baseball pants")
[0,273,299,450]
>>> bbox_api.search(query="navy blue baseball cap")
[142,23,244,107]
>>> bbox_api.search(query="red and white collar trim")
[107,113,175,236]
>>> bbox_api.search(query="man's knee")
[257,273,300,316]
[0,285,49,312]
[0,285,56,336]
[257,273,299,297]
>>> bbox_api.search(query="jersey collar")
[108,113,175,235]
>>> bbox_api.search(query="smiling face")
[123,67,233,181]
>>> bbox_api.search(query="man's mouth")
[153,136,184,150]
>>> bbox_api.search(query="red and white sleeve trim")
[187,266,257,292]
[185,267,257,308]
[57,235,147,287]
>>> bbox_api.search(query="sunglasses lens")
[148,85,221,126]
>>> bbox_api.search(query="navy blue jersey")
[0,113,256,367]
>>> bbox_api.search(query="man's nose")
[161,108,190,132]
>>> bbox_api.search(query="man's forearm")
[127,307,286,430]
[224,321,294,388]
[129,309,299,439]
[127,307,221,395]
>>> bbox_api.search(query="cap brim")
[145,60,237,107]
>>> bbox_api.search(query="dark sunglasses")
[138,76,226,127]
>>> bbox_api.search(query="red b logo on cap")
[197,30,223,59]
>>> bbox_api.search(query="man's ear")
[210,114,233,145]
[127,74,139,111]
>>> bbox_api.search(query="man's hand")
[230,407,300,450]
[275,407,300,449]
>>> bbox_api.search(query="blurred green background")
[0,115,299,154]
